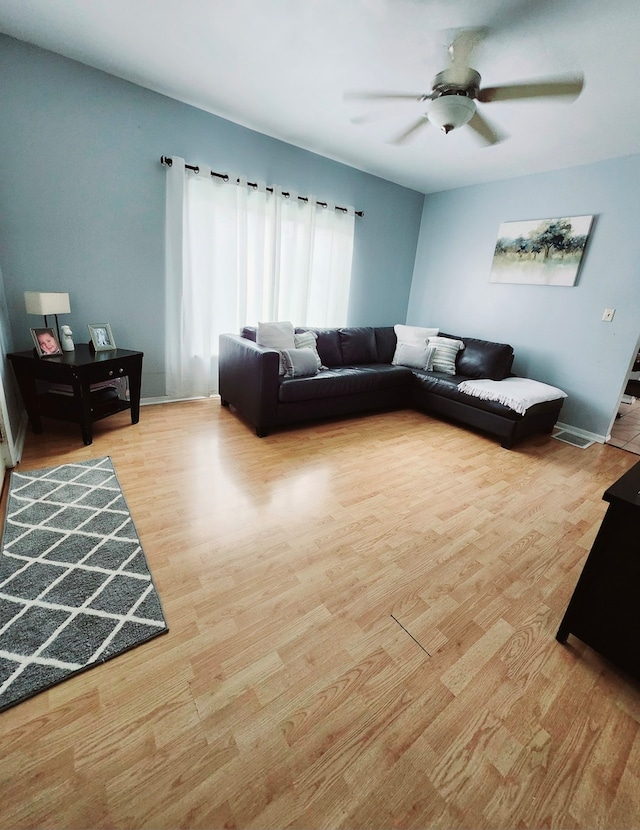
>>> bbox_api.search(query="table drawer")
[87,361,134,384]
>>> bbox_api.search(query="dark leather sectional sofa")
[218,325,564,448]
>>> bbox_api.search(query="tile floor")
[608,396,640,455]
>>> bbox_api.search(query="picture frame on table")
[31,327,62,358]
[88,323,116,352]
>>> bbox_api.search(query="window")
[164,158,355,398]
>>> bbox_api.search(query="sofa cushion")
[374,327,397,364]
[296,327,342,367]
[279,364,412,402]
[339,327,378,364]
[455,337,514,381]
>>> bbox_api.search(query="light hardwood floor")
[1,400,640,829]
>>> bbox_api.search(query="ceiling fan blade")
[390,115,430,145]
[439,28,487,87]
[467,111,506,146]
[344,91,431,103]
[448,28,487,68]
[478,74,584,103]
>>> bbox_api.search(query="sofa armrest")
[218,334,280,436]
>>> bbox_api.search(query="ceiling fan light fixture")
[426,94,476,133]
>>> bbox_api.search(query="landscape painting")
[489,215,594,286]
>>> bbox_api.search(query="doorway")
[609,398,640,455]
[608,338,640,455]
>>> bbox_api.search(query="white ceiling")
[1,0,640,194]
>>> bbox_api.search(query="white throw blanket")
[457,377,568,415]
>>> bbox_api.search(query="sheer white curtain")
[164,157,355,399]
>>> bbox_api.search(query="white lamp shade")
[25,291,71,315]
[426,95,476,132]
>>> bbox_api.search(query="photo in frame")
[489,215,594,286]
[31,327,62,358]
[88,323,116,352]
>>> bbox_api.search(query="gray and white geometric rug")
[0,457,168,713]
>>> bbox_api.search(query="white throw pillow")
[394,324,440,347]
[294,331,323,370]
[257,321,296,375]
[392,342,437,370]
[281,348,319,378]
[428,336,465,375]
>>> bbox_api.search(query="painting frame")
[489,215,594,286]
[30,327,62,358]
[88,323,116,352]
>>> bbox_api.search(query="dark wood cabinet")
[556,459,640,681]
[8,345,143,446]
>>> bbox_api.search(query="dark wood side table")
[556,459,640,681]
[8,345,143,446]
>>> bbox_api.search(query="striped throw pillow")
[427,336,465,375]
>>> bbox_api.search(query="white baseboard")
[140,394,216,406]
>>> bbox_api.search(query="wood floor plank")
[1,400,640,828]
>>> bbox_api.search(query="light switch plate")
[602,308,615,322]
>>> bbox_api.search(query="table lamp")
[24,291,71,342]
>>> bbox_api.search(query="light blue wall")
[408,156,640,438]
[0,35,424,397]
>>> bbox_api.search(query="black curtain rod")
[160,156,363,217]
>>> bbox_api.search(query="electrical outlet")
[602,308,615,322]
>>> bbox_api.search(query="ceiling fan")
[346,29,584,146]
